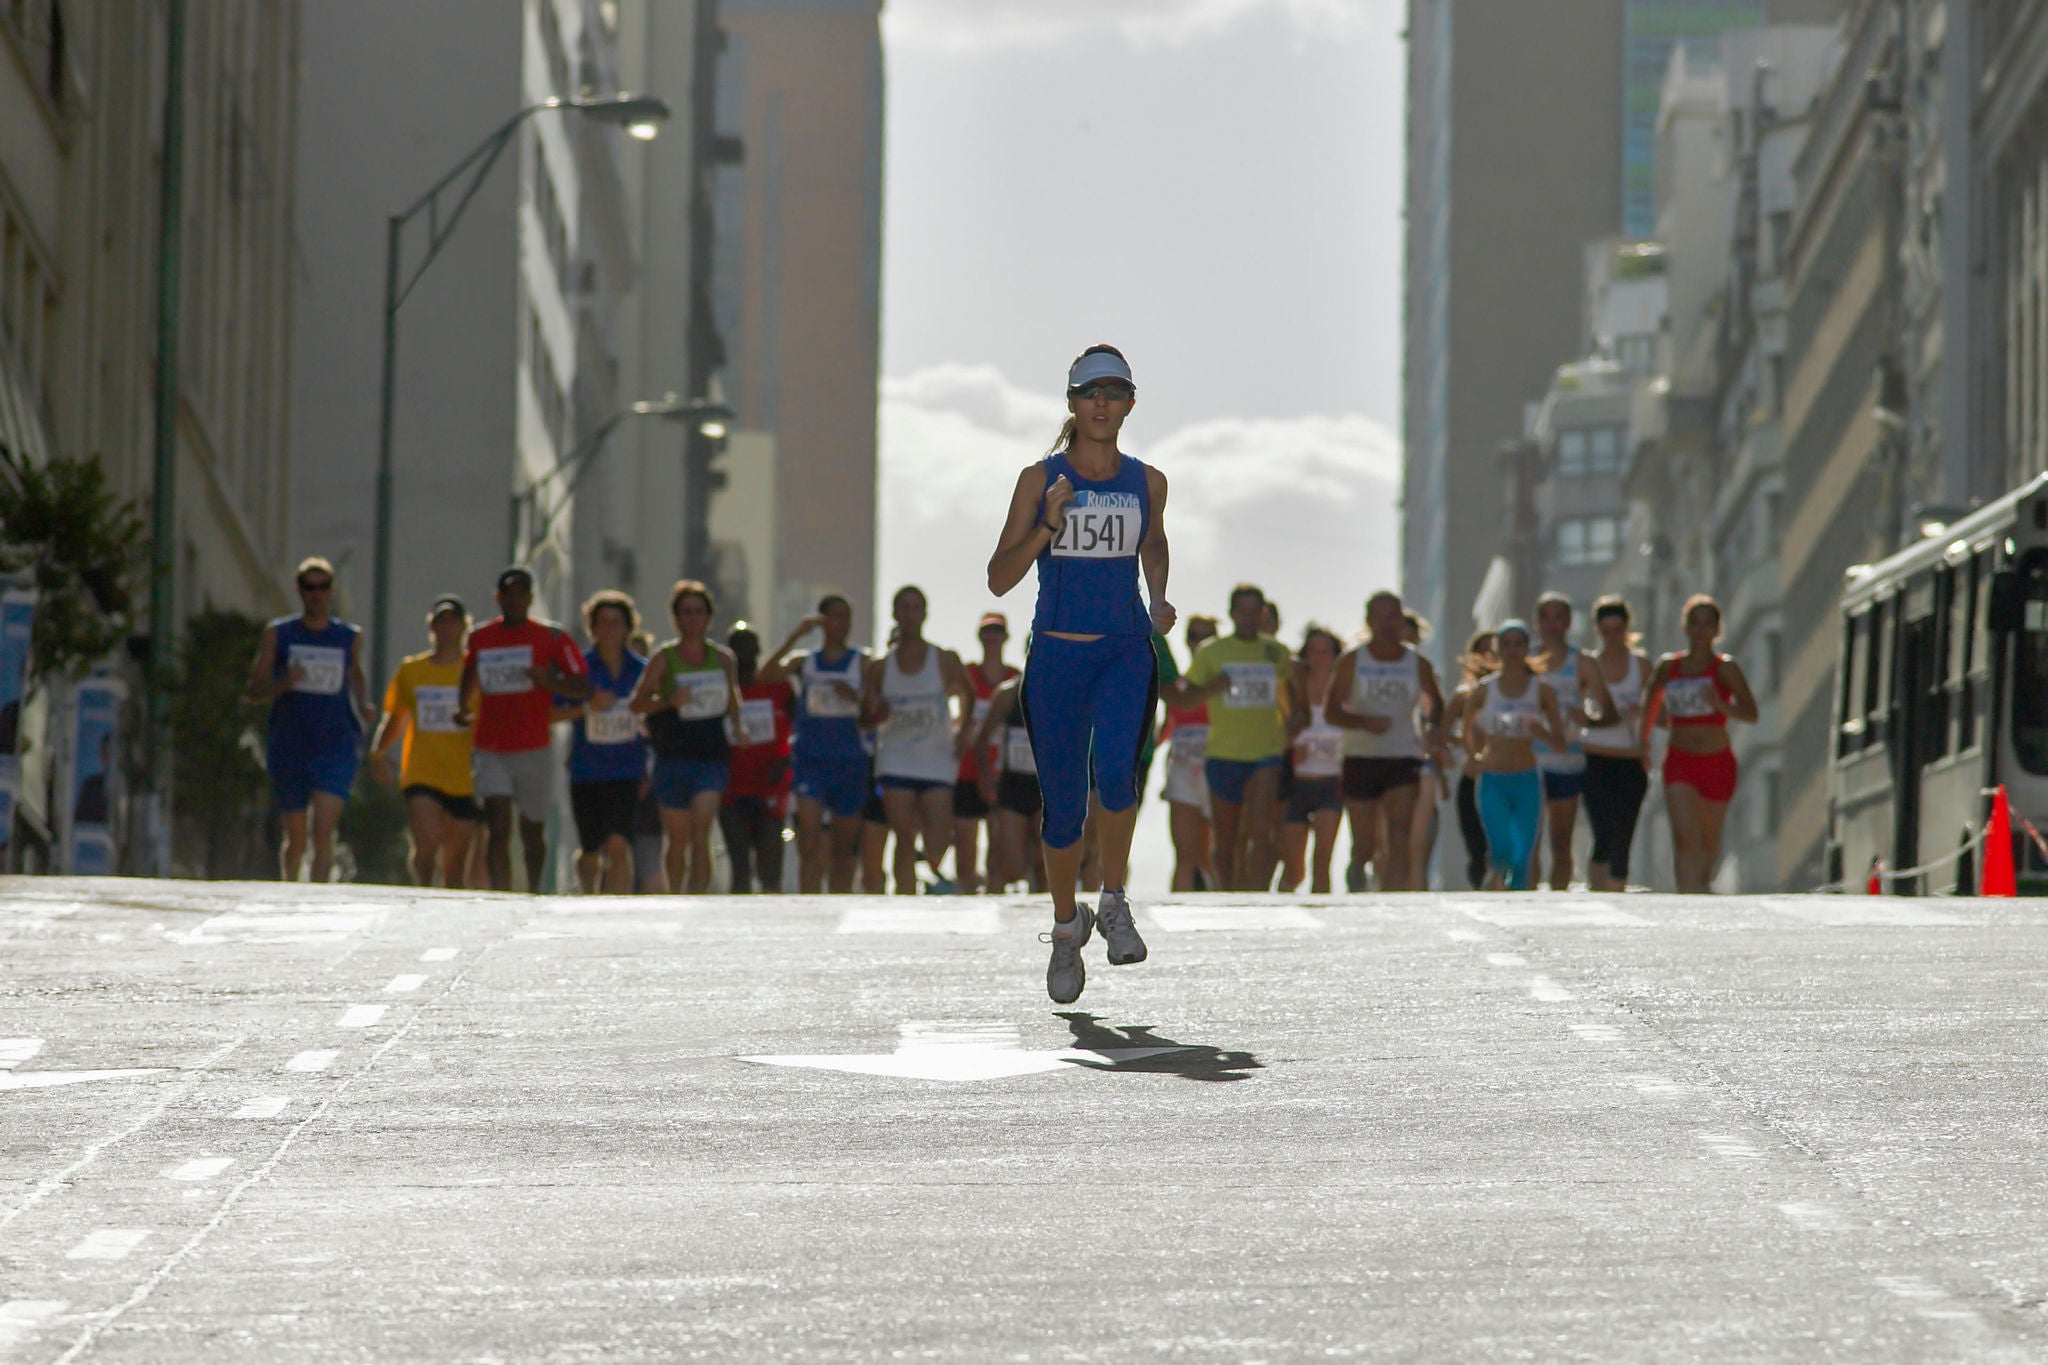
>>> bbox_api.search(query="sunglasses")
[1071,381,1134,403]
[298,579,333,593]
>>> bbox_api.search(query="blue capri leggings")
[1021,633,1159,850]
[1476,769,1543,891]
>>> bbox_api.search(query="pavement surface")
[1,878,2046,1362]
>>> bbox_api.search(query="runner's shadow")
[1054,1012,1263,1083]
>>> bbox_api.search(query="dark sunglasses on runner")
[298,578,333,593]
[1070,380,1135,403]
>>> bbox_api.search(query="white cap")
[1067,350,1134,392]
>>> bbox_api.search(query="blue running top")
[792,646,869,761]
[1031,450,1151,638]
[267,615,361,755]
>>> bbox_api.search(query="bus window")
[1840,612,1867,755]
[1927,569,1953,759]
[1954,557,1979,749]
[2013,553,2048,774]
[1867,598,1892,748]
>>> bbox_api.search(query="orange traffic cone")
[1983,785,2017,898]
[1866,861,1883,896]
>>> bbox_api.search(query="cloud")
[881,0,1371,52]
[876,365,1403,652]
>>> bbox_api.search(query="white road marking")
[163,1157,233,1182]
[1765,899,1974,928]
[1145,905,1323,932]
[0,1038,45,1069]
[66,1230,149,1261]
[1779,1202,1854,1232]
[1625,1074,1700,1096]
[1485,953,1528,968]
[1697,1132,1763,1160]
[285,1051,338,1072]
[0,1068,164,1091]
[337,1005,387,1028]
[0,1300,67,1349]
[1444,929,1487,943]
[836,905,1001,935]
[1568,1022,1624,1043]
[1529,976,1574,1003]
[1456,899,1652,929]
[420,948,458,962]
[383,974,427,993]
[743,1020,1190,1082]
[1873,1275,1982,1323]
[176,908,382,944]
[233,1097,289,1119]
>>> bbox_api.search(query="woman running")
[757,596,868,892]
[369,594,478,887]
[1280,625,1346,893]
[1329,590,1443,893]
[1642,594,1759,894]
[1440,631,1498,889]
[952,612,1019,892]
[722,623,796,894]
[1160,614,1219,892]
[1531,593,1618,890]
[628,579,741,894]
[987,343,1173,1004]
[558,590,648,894]
[1465,621,1568,891]
[1579,595,1653,892]
[1402,611,1448,890]
[972,672,1043,892]
[861,585,974,896]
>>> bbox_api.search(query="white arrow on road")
[742,1021,1188,1082]
[0,1038,167,1092]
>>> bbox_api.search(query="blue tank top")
[1031,450,1151,638]
[567,647,648,783]
[267,616,361,755]
[792,646,868,761]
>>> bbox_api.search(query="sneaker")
[1097,888,1147,965]
[1345,863,1366,894]
[1041,907,1094,1004]
[925,876,959,896]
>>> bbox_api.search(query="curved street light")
[514,396,737,566]
[370,93,673,687]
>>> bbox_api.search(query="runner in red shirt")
[951,612,1020,893]
[456,567,589,891]
[721,624,795,894]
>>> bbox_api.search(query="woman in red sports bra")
[1641,594,1759,893]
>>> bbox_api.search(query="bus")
[1828,472,2048,894]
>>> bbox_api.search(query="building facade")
[710,0,884,641]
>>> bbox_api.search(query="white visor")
[1067,351,1134,391]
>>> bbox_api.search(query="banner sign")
[0,587,31,867]
[64,674,123,875]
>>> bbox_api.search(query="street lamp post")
[512,396,734,566]
[369,94,671,689]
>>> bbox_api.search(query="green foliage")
[0,455,147,680]
[170,609,273,879]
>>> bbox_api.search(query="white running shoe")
[1097,888,1147,965]
[1042,907,1094,1004]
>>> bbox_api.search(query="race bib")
[477,646,533,696]
[1221,663,1277,710]
[673,672,729,720]
[1488,708,1532,738]
[1048,491,1141,559]
[805,679,859,719]
[736,698,778,747]
[413,684,461,733]
[1005,727,1036,775]
[584,705,639,745]
[289,645,346,696]
[1171,725,1209,762]
[887,697,944,740]
[1300,730,1343,770]
[1665,678,1716,718]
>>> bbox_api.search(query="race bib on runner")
[736,698,778,747]
[584,705,638,745]
[1300,730,1343,770]
[1048,490,1141,559]
[477,646,533,696]
[413,685,461,733]
[804,679,859,719]
[1221,663,1277,710]
[1171,725,1209,762]
[289,645,346,696]
[1005,728,1036,775]
[673,672,729,720]
[887,697,944,739]
[1665,678,1716,718]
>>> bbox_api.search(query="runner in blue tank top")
[245,556,373,883]
[758,593,870,893]
[988,344,1175,1004]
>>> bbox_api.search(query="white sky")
[874,0,1406,889]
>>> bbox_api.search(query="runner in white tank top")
[1530,593,1618,891]
[1280,626,1347,893]
[1580,594,1653,892]
[860,586,975,895]
[1327,591,1444,892]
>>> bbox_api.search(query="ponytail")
[1047,416,1077,456]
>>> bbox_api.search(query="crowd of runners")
[251,344,1758,997]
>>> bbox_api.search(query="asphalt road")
[2,878,2044,1362]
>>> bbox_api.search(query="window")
[1840,612,1867,756]
[1866,598,1893,748]
[1555,429,1588,478]
[1587,426,1620,473]
[1954,554,1980,750]
[1555,517,1622,567]
[2012,553,2048,774]
[1552,427,1622,480]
